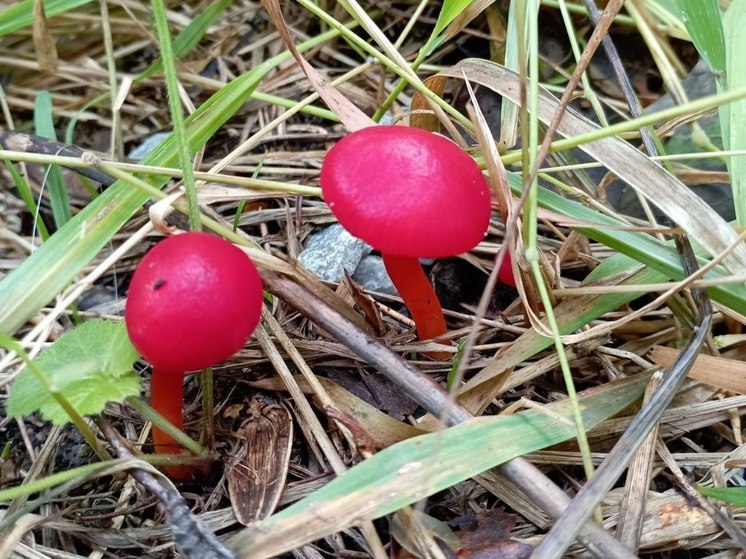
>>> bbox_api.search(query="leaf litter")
[0,1,745,558]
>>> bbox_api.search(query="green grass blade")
[673,0,725,78]
[433,0,477,37]
[1,159,49,241]
[0,458,146,505]
[150,0,200,230]
[138,0,233,81]
[0,457,164,531]
[0,0,92,36]
[530,173,746,314]
[698,486,746,507]
[723,0,746,226]
[228,373,650,558]
[499,0,535,149]
[34,91,72,229]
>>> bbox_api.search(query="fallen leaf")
[228,397,293,525]
[649,345,746,394]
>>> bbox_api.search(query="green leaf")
[34,91,72,228]
[228,373,650,558]
[433,0,475,36]
[674,0,725,77]
[7,320,140,424]
[698,486,746,507]
[724,0,746,226]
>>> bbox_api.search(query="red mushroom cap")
[320,126,492,258]
[125,232,264,373]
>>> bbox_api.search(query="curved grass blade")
[34,91,71,228]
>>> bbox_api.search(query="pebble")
[299,225,398,295]
[298,224,372,282]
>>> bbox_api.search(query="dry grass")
[1,1,746,558]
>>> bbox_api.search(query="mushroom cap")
[320,126,492,258]
[125,232,263,373]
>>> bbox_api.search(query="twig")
[0,132,117,187]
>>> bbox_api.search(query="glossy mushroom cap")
[320,126,492,258]
[125,232,264,373]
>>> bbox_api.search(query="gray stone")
[352,255,398,296]
[298,224,372,282]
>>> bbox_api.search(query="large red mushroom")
[321,126,498,358]
[126,232,264,479]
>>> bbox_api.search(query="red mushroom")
[497,248,516,288]
[320,126,493,358]
[125,232,264,479]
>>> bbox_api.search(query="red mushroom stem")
[150,368,196,480]
[382,253,450,359]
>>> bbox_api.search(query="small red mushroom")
[320,126,494,358]
[125,232,263,479]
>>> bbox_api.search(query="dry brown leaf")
[341,272,386,335]
[454,510,533,559]
[33,0,58,72]
[649,345,746,394]
[606,488,719,550]
[228,398,293,525]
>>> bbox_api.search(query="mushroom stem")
[382,253,450,359]
[150,368,195,480]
